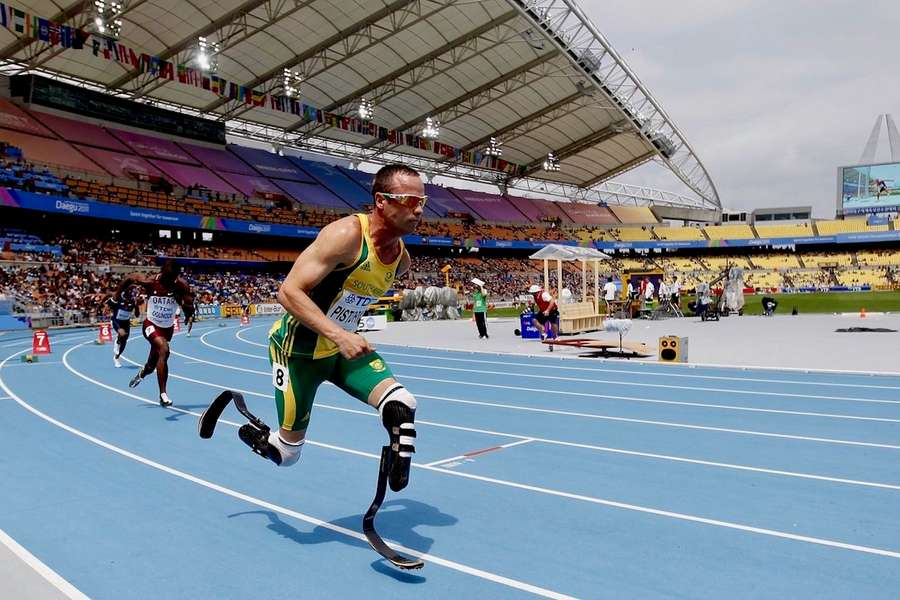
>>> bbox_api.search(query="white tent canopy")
[529,245,609,311]
[529,244,610,261]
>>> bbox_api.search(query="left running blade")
[198,391,234,439]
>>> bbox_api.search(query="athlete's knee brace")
[378,384,416,491]
[267,431,304,467]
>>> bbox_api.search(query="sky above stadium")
[585,0,900,217]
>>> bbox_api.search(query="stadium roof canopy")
[0,0,719,210]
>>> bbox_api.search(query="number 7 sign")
[32,329,51,355]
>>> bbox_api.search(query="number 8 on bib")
[272,363,288,391]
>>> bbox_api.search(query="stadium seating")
[749,255,801,269]
[744,271,783,289]
[835,268,889,288]
[798,252,844,268]
[786,270,833,288]
[615,227,655,241]
[702,224,755,240]
[560,203,619,226]
[701,256,754,270]
[609,206,657,224]
[814,219,872,235]
[653,226,705,240]
[856,250,900,266]
[753,223,813,238]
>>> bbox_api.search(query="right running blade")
[363,527,425,570]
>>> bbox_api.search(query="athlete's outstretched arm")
[115,272,149,299]
[276,216,372,359]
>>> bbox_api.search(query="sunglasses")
[377,192,428,209]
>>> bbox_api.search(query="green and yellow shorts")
[268,343,395,432]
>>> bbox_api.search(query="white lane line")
[27,345,900,563]
[234,326,267,347]
[3,361,63,367]
[198,334,900,419]
[374,349,900,391]
[389,363,900,406]
[1,332,91,348]
[425,438,536,468]
[121,349,900,490]
[229,330,900,390]
[1,349,574,600]
[0,528,90,600]
[165,346,900,451]
[371,342,900,379]
[425,465,900,560]
[396,374,900,422]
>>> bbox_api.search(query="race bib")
[326,290,377,332]
[147,296,177,327]
[115,308,132,321]
[272,362,288,391]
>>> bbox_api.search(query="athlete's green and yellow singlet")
[269,213,403,360]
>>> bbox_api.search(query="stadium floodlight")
[519,29,545,50]
[283,68,301,97]
[574,80,594,97]
[197,36,219,73]
[422,117,440,139]
[358,98,374,120]
[93,1,123,38]
[485,136,503,157]
[542,152,560,172]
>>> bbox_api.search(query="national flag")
[72,28,88,50]
[12,8,25,34]
[37,17,49,42]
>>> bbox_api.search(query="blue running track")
[1,322,899,599]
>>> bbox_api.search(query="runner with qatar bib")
[115,259,195,407]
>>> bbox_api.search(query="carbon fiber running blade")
[363,446,425,570]
[198,390,235,439]
[363,528,425,570]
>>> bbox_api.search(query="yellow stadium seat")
[653,226,706,240]
[609,206,658,225]
[754,223,813,238]
[703,224,755,240]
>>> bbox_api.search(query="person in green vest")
[471,277,489,339]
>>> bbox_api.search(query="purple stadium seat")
[504,194,544,222]
[528,198,575,224]
[109,129,198,164]
[227,145,316,182]
[150,160,237,194]
[448,188,531,222]
[179,142,258,175]
[31,111,130,151]
[424,184,470,217]
[0,128,104,174]
[272,179,354,211]
[218,172,288,197]
[285,156,371,210]
[559,203,618,225]
[75,145,163,178]
[0,99,53,137]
